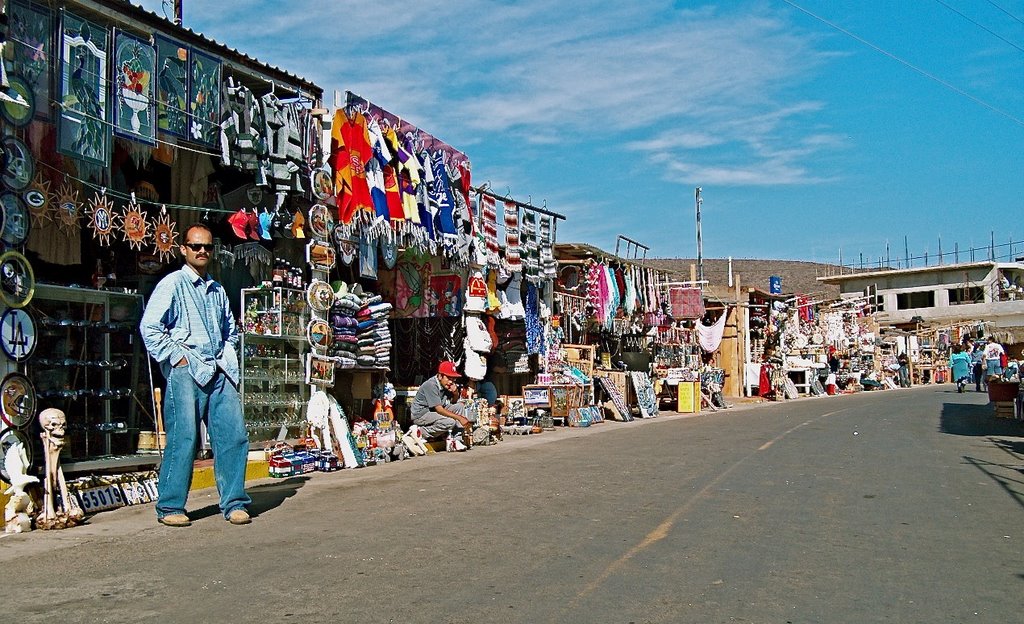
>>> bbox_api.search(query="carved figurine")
[3,439,39,534]
[36,408,84,529]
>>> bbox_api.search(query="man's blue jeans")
[157,366,251,519]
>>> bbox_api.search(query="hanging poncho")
[698,309,729,353]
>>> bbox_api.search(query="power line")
[779,0,1024,128]
[982,0,1024,27]
[932,0,1024,53]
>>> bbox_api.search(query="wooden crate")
[994,401,1016,419]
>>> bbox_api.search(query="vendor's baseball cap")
[438,361,460,378]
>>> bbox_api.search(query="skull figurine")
[37,408,82,529]
[39,408,67,449]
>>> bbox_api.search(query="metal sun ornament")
[120,196,151,250]
[25,174,52,226]
[152,204,179,263]
[54,181,81,234]
[86,190,120,246]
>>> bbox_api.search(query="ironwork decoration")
[0,372,36,429]
[58,11,110,166]
[0,192,31,247]
[0,308,36,363]
[2,136,35,191]
[112,29,157,144]
[86,190,119,246]
[54,181,81,233]
[154,35,188,138]
[24,173,52,226]
[152,204,178,263]
[121,198,151,250]
[0,75,34,127]
[187,48,221,145]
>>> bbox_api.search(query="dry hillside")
[642,258,843,301]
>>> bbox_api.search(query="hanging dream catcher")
[152,205,179,264]
[86,191,120,246]
[121,198,151,250]
[24,173,52,226]
[55,181,81,233]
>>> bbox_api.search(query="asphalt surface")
[2,385,1022,624]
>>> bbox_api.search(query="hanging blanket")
[481,193,500,266]
[504,201,522,271]
[697,308,729,353]
[670,287,705,319]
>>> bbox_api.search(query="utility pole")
[695,187,704,282]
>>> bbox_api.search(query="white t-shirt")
[984,342,1005,361]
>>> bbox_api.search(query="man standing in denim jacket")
[140,224,252,527]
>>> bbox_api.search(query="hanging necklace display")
[120,196,151,250]
[0,307,37,363]
[152,204,179,263]
[86,190,119,246]
[306,279,335,312]
[54,181,81,233]
[25,173,51,226]
[0,250,35,308]
[0,191,30,247]
[308,203,333,240]
[2,136,35,191]
[305,318,333,352]
[0,371,37,429]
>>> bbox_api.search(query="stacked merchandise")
[329,291,362,367]
[357,296,393,368]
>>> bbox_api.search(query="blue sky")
[138,0,1024,265]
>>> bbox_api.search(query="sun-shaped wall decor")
[86,191,120,246]
[54,181,81,234]
[25,174,52,227]
[121,198,152,250]
[152,205,179,263]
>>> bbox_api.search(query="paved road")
[2,386,1022,623]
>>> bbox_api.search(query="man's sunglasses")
[183,243,215,252]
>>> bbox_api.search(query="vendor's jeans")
[157,366,251,520]
[413,404,474,439]
[898,365,910,388]
[974,362,984,391]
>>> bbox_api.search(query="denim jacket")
[140,265,239,387]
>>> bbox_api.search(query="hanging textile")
[504,201,522,271]
[525,283,544,355]
[521,210,540,283]
[481,193,499,265]
[698,309,729,353]
[669,287,705,319]
[366,117,392,221]
[428,151,457,236]
[539,215,556,279]
[330,110,374,223]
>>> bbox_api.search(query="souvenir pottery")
[308,203,332,240]
[152,205,179,263]
[54,181,81,233]
[0,192,30,247]
[86,191,119,246]
[306,279,335,312]
[0,250,34,308]
[305,319,333,351]
[2,136,34,191]
[0,371,37,429]
[0,307,37,363]
[24,173,52,226]
[121,198,151,250]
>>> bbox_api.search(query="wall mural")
[58,11,110,166]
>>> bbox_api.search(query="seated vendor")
[410,361,474,445]
[861,370,884,390]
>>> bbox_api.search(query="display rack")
[239,287,308,441]
[26,284,156,472]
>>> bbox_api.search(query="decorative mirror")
[306,279,335,312]
[306,240,336,272]
[308,203,332,241]
[0,372,37,429]
[305,319,333,351]
[0,192,30,247]
[2,136,34,191]
[0,250,35,308]
[311,168,333,201]
[0,307,37,363]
